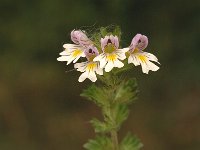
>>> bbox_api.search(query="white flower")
[57,30,92,65]
[57,44,85,65]
[127,34,160,74]
[74,45,103,82]
[93,35,127,72]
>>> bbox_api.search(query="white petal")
[94,54,107,68]
[74,63,81,69]
[143,52,159,63]
[63,44,71,48]
[128,54,140,66]
[73,55,81,63]
[134,54,149,73]
[81,52,86,57]
[74,62,87,68]
[146,60,159,71]
[122,48,130,52]
[105,61,114,72]
[77,66,86,72]
[66,56,75,65]
[128,55,133,64]
[59,50,69,55]
[57,56,68,61]
[116,50,126,60]
[99,57,107,68]
[78,72,88,82]
[93,53,104,61]
[74,62,87,72]
[140,62,149,74]
[77,68,86,72]
[114,59,124,68]
[63,44,78,49]
[95,65,103,75]
[88,71,97,82]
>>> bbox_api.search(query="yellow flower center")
[107,53,117,62]
[72,49,82,57]
[104,44,116,53]
[138,55,147,62]
[86,62,97,72]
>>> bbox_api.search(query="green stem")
[105,73,120,150]
[111,130,119,150]
[109,103,119,150]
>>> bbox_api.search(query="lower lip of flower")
[72,49,82,57]
[137,55,146,62]
[86,63,97,71]
[106,53,117,62]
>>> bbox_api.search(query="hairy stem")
[109,103,119,150]
[111,130,119,150]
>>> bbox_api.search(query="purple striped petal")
[130,34,148,51]
[84,45,99,60]
[101,35,119,50]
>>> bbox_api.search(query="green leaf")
[113,25,122,41]
[84,135,112,150]
[120,133,143,150]
[114,78,138,104]
[80,84,110,107]
[97,73,121,87]
[99,25,122,39]
[90,118,112,133]
[113,104,130,129]
[105,104,129,130]
[100,27,108,37]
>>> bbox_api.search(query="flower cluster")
[57,29,160,82]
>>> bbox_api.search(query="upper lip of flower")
[129,34,148,52]
[101,35,119,53]
[84,45,99,61]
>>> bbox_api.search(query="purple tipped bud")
[71,30,81,44]
[71,30,92,47]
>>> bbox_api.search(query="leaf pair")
[84,133,143,150]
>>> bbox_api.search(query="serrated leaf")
[120,133,143,150]
[80,84,110,107]
[113,25,122,41]
[114,78,138,104]
[97,72,121,87]
[83,135,112,150]
[90,118,112,133]
[114,104,130,129]
[100,27,108,37]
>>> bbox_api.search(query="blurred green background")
[0,0,200,149]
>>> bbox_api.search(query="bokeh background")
[1,0,200,149]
